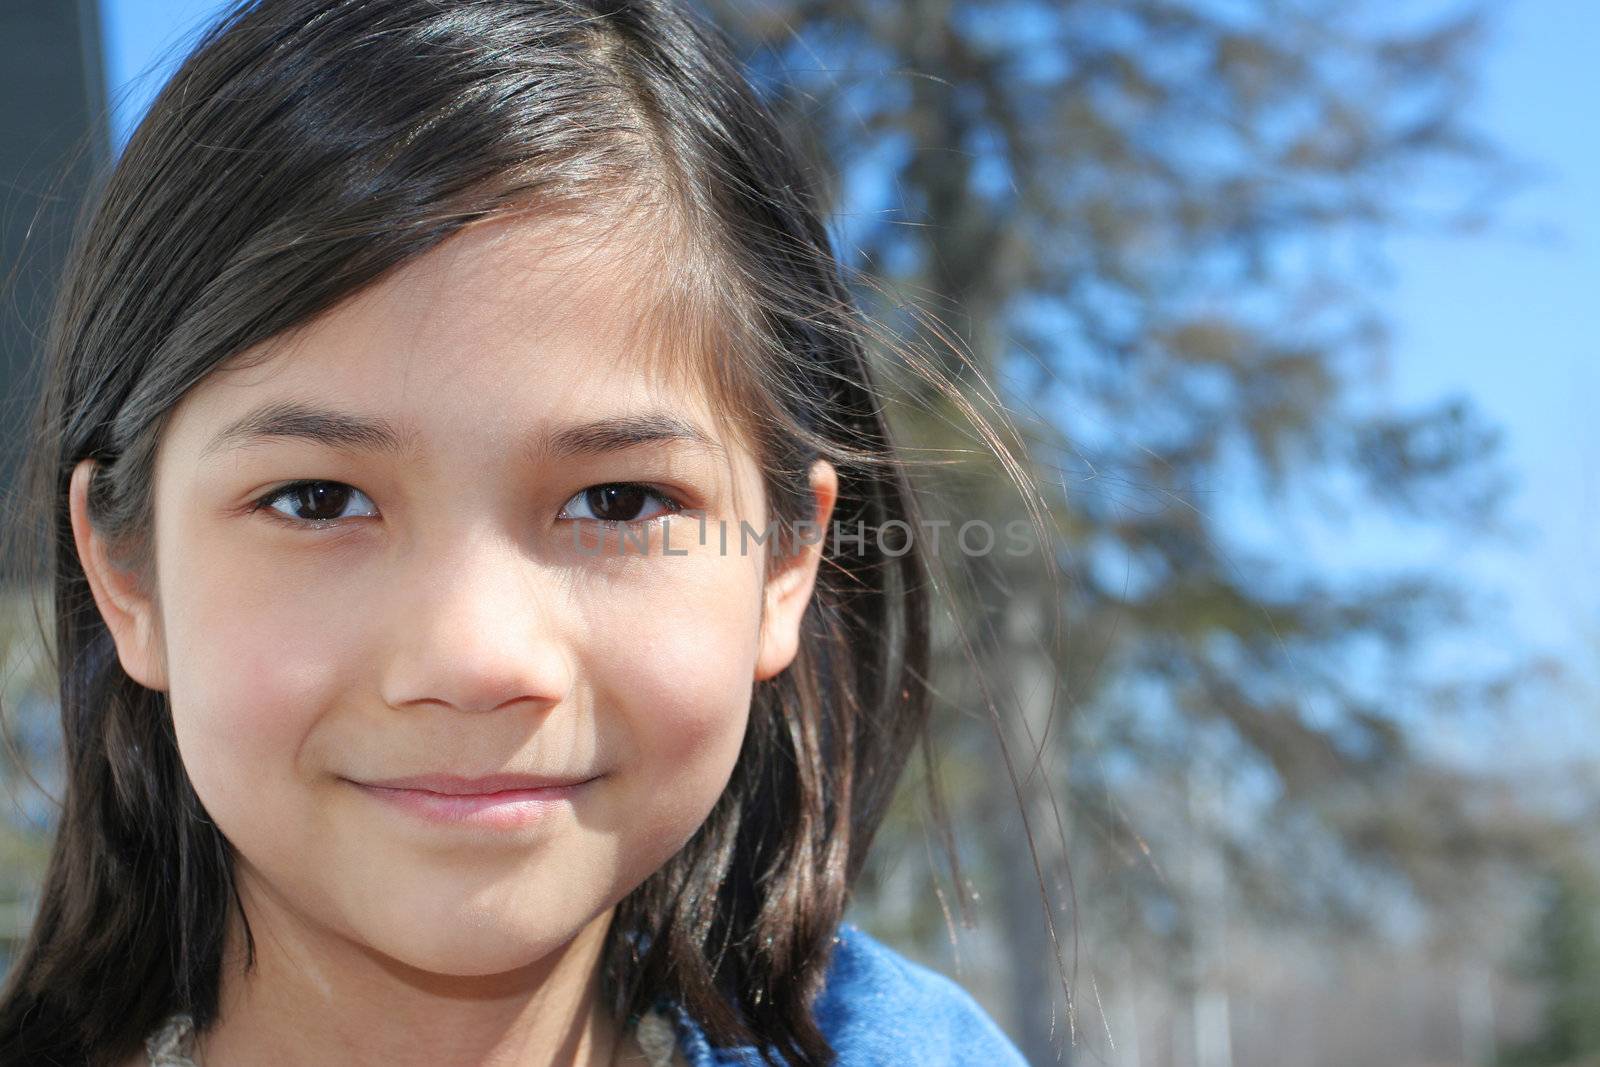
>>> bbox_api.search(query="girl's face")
[72,213,835,979]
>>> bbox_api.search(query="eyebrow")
[200,399,725,463]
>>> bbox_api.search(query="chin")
[364,917,571,978]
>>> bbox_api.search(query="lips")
[346,772,599,830]
[352,772,599,795]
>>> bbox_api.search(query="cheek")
[156,528,354,820]
[581,555,764,817]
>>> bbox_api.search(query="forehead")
[164,211,745,457]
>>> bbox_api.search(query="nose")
[378,530,574,715]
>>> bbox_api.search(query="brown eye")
[560,483,678,524]
[256,481,377,525]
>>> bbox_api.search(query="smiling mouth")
[351,771,600,794]
[347,777,596,830]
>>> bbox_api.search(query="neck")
[193,864,625,1067]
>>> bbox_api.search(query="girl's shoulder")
[810,921,1031,1066]
[668,921,1032,1066]
[135,923,1030,1067]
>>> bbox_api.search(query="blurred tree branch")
[703,0,1560,1059]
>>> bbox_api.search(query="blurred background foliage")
[4,1,1599,1065]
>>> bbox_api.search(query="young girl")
[0,1,1040,1064]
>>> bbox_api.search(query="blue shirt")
[660,922,1032,1066]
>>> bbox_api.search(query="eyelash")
[247,479,686,530]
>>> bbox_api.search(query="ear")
[69,459,169,692]
[754,459,838,683]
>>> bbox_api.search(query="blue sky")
[1339,0,1600,764]
[1380,0,1600,661]
[97,0,1600,762]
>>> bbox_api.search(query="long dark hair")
[0,1,1046,1064]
